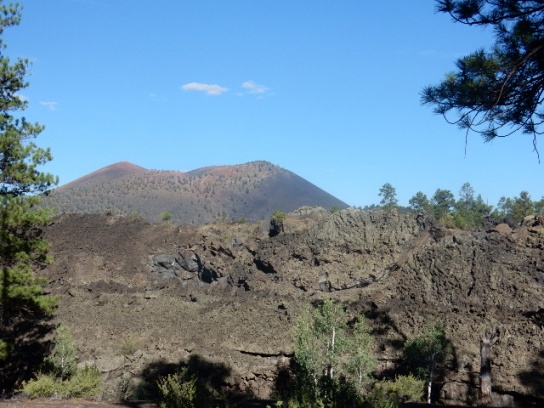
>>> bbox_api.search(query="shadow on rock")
[0,314,54,396]
[134,354,256,406]
[517,347,544,406]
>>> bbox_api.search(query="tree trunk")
[427,375,432,404]
[480,327,498,407]
[427,363,434,404]
[329,327,336,380]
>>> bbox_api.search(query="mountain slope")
[43,161,348,224]
[58,161,148,189]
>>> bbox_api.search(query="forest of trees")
[372,182,543,229]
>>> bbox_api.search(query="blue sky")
[7,0,542,208]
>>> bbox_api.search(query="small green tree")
[403,323,451,404]
[452,183,492,228]
[292,298,375,407]
[510,191,534,221]
[534,197,544,214]
[458,182,475,205]
[293,299,347,394]
[44,325,77,380]
[494,196,513,219]
[495,191,536,222]
[346,319,376,389]
[430,189,455,221]
[379,183,398,210]
[408,191,431,213]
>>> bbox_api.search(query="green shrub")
[117,334,141,357]
[64,366,102,398]
[439,214,457,229]
[19,367,102,399]
[128,211,144,220]
[160,211,172,222]
[157,367,202,408]
[366,375,424,408]
[19,373,59,398]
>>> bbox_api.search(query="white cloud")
[241,80,270,95]
[181,82,228,96]
[40,101,58,111]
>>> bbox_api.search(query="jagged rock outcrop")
[40,209,544,405]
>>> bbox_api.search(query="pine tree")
[510,191,534,221]
[453,183,492,228]
[423,1,544,155]
[408,191,431,213]
[379,183,398,210]
[0,0,58,370]
[430,188,455,220]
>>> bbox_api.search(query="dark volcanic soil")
[21,209,544,406]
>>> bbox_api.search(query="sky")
[6,0,543,208]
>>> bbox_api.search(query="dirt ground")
[0,399,275,408]
[0,400,155,408]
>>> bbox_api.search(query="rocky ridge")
[40,208,544,405]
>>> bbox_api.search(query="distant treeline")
[363,182,542,229]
